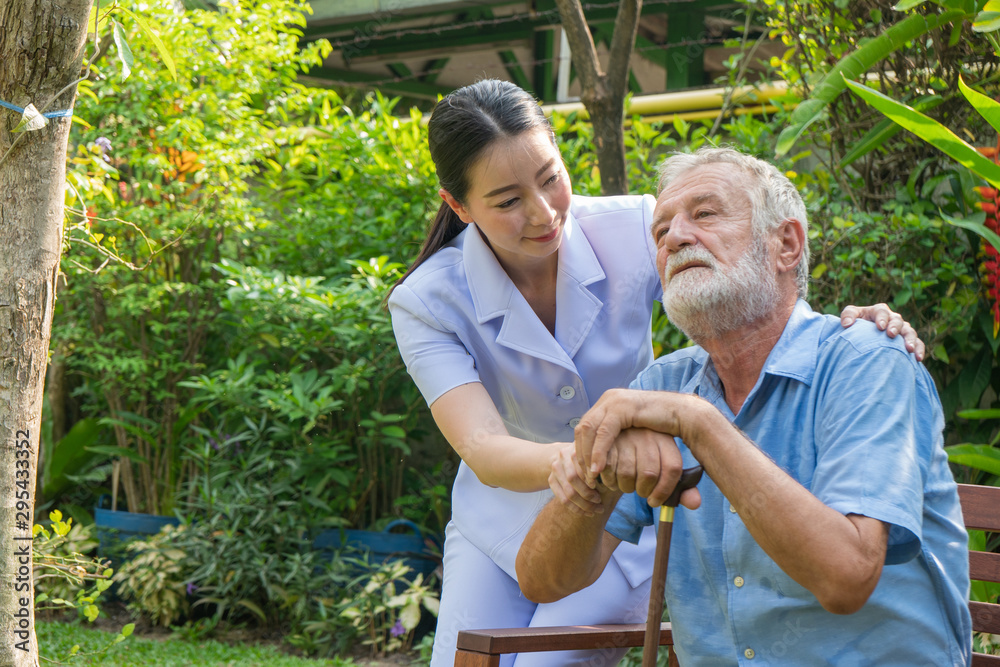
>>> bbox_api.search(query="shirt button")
[744,648,755,659]
[569,418,581,428]
[559,386,576,400]
[734,576,745,588]
[729,504,737,513]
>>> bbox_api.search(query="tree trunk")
[555,0,641,196]
[0,0,94,664]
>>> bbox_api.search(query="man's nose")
[663,214,697,251]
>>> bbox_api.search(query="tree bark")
[555,0,642,195]
[0,0,94,664]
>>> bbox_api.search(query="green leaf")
[42,417,102,498]
[892,0,929,9]
[958,75,1000,135]
[945,444,1000,476]
[932,344,950,364]
[775,9,968,156]
[117,8,178,82]
[840,95,943,167]
[957,408,1000,420]
[973,10,1000,32]
[235,599,267,621]
[941,211,1000,255]
[844,78,1000,188]
[810,263,828,279]
[112,20,134,82]
[381,426,406,438]
[122,623,135,637]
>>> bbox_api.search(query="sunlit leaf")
[117,8,178,82]
[840,95,942,167]
[941,211,1000,255]
[945,444,1000,476]
[973,10,1000,32]
[958,75,1000,135]
[844,78,1000,188]
[776,9,967,156]
[112,21,134,82]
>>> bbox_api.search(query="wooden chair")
[454,483,1000,666]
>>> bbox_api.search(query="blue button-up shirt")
[606,300,971,666]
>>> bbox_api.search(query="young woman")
[387,79,921,667]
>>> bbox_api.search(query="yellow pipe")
[630,104,782,126]
[541,82,789,120]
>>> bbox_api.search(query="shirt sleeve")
[606,491,655,544]
[388,282,481,406]
[811,336,937,565]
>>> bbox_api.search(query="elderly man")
[516,147,971,665]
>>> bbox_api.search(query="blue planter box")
[94,496,180,566]
[313,519,440,579]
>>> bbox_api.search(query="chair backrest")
[958,484,1000,667]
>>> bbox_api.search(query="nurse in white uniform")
[387,80,921,667]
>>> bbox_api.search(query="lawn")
[37,620,368,666]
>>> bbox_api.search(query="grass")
[37,620,360,666]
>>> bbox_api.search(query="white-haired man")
[516,147,971,665]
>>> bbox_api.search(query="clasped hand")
[548,389,702,515]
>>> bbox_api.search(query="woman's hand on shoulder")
[840,303,925,361]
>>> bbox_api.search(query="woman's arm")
[431,382,601,510]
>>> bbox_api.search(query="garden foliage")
[39,0,1000,655]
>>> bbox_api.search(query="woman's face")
[440,128,572,274]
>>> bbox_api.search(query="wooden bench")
[454,483,1000,666]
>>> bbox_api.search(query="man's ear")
[776,218,805,275]
[439,189,475,225]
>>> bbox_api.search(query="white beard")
[662,236,780,341]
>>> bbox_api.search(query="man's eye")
[656,227,670,240]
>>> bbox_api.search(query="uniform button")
[744,648,755,659]
[569,418,581,428]
[729,504,737,513]
[559,386,576,400]
[734,576,744,588]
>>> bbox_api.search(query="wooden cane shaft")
[642,511,674,667]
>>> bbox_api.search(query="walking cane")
[642,465,703,667]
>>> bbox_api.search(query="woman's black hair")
[391,80,554,292]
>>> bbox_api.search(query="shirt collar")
[683,299,823,407]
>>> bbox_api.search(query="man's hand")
[574,390,701,510]
[840,303,925,361]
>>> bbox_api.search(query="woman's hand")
[840,303,925,361]
[548,443,604,516]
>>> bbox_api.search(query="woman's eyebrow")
[483,159,556,198]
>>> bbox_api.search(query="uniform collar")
[462,214,606,367]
